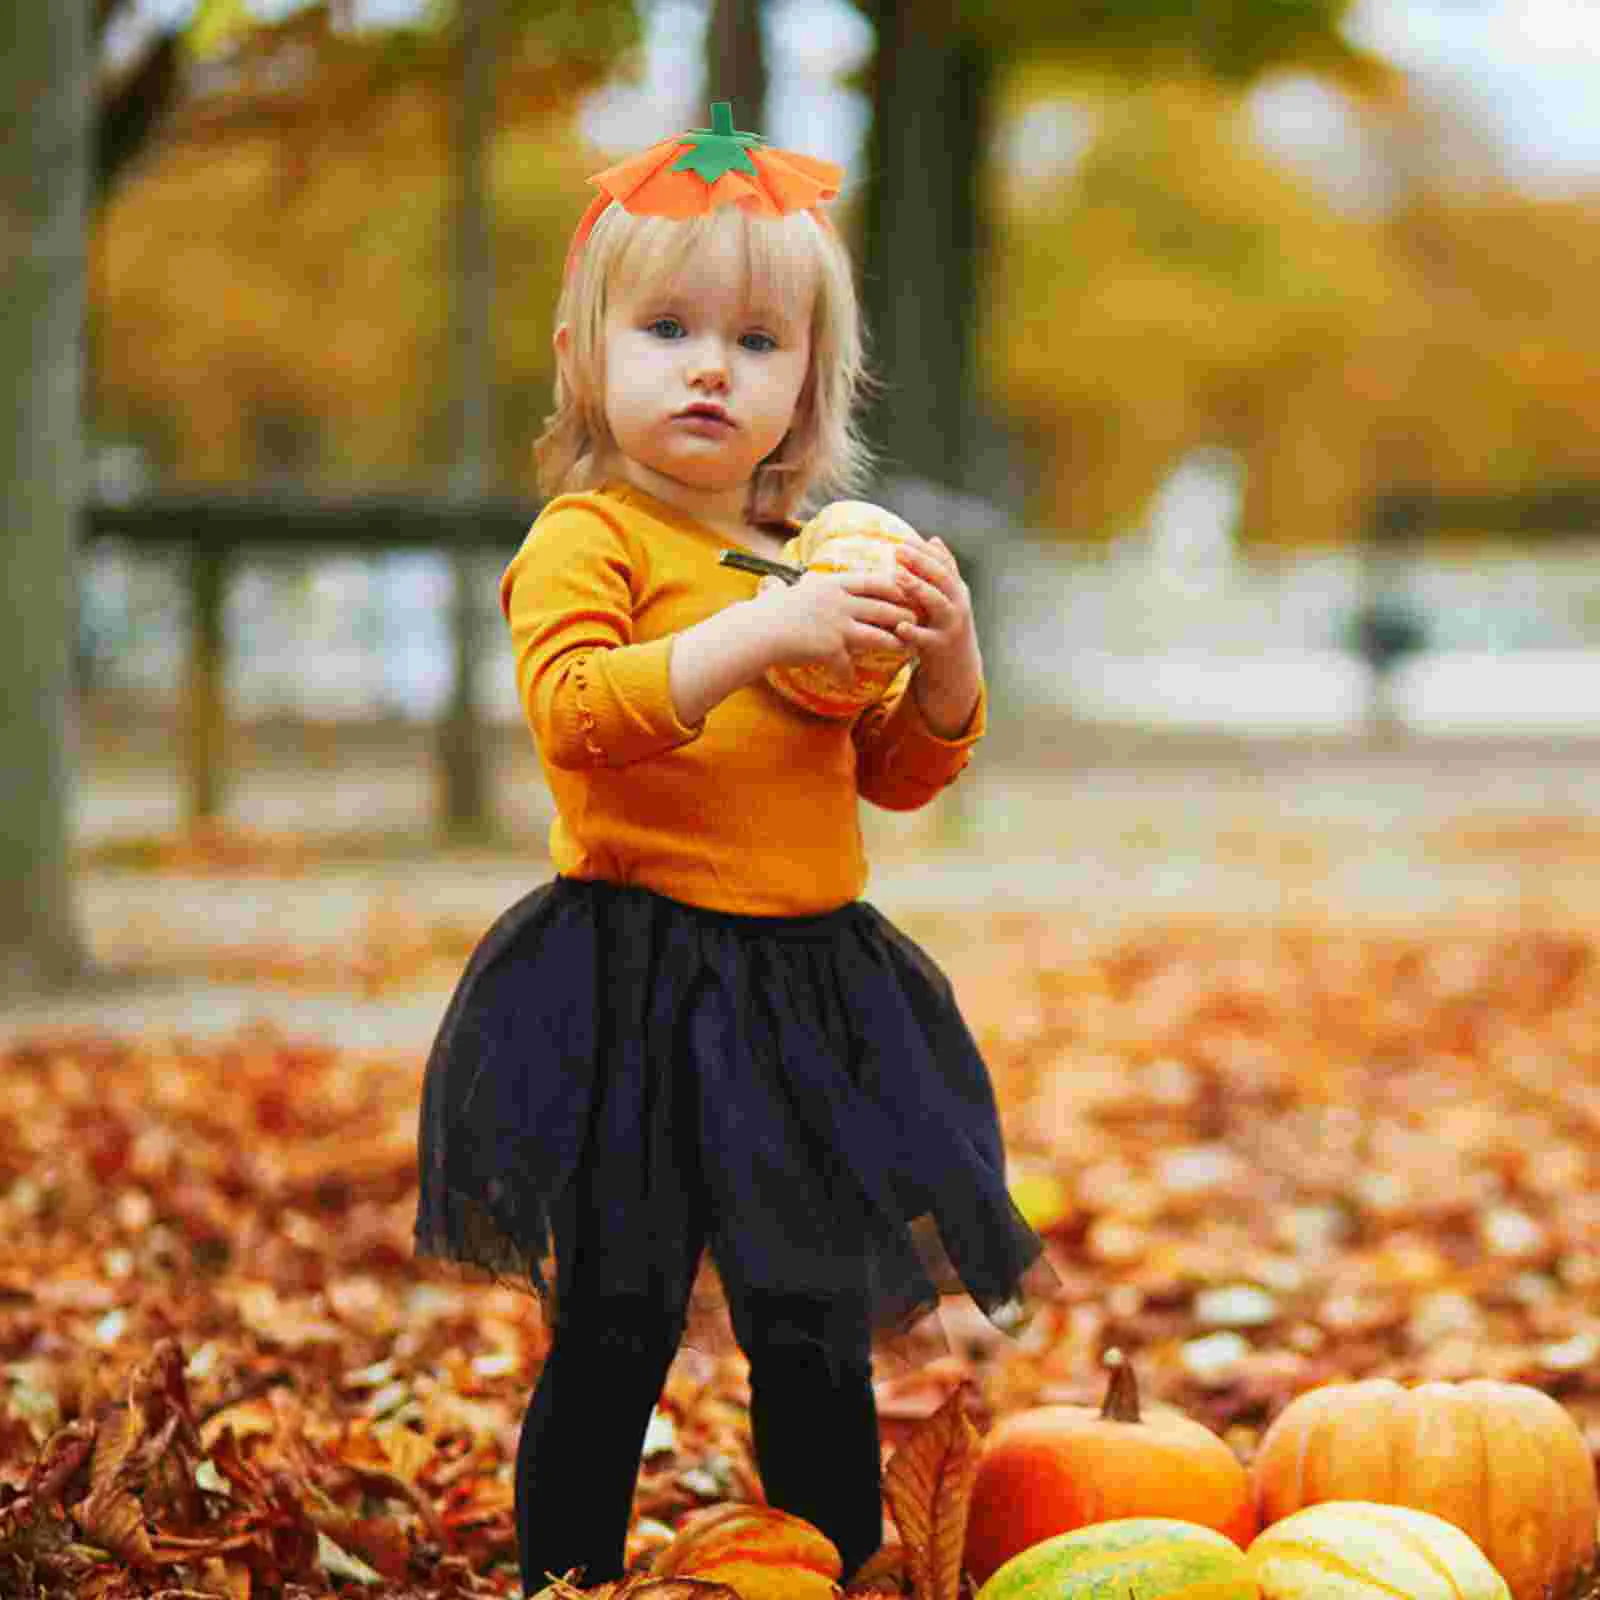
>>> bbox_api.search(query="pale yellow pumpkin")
[1251,1378,1598,1600]
[1247,1501,1510,1599]
[762,500,923,718]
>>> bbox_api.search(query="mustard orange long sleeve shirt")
[499,481,987,915]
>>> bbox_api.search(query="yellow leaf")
[881,1385,981,1600]
[186,0,256,61]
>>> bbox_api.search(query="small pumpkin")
[1250,1377,1598,1600]
[1247,1501,1511,1599]
[762,500,923,718]
[975,1516,1257,1600]
[963,1348,1257,1585]
[651,1503,841,1600]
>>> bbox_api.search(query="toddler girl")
[413,102,1057,1596]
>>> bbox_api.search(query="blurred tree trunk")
[436,0,497,839]
[859,4,995,850]
[182,546,231,823]
[860,1,993,493]
[707,0,768,130]
[1,4,92,991]
[95,4,181,199]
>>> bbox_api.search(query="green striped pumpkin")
[1247,1502,1512,1599]
[974,1516,1257,1599]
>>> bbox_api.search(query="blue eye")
[647,317,684,339]
[741,331,778,353]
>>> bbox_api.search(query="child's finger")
[894,544,939,583]
[839,569,910,601]
[855,596,919,633]
[897,558,954,611]
[911,575,955,619]
[854,622,906,654]
[898,540,957,582]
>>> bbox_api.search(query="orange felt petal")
[748,148,843,208]
[634,166,725,218]
[706,169,783,215]
[590,141,683,204]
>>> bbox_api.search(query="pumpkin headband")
[563,101,844,279]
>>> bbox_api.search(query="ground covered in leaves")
[7,905,1600,1596]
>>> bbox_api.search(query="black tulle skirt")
[413,876,1057,1362]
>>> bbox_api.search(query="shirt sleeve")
[852,663,987,812]
[499,500,705,770]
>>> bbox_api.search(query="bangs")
[603,206,822,331]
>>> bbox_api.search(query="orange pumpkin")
[762,499,924,718]
[963,1349,1257,1587]
[651,1503,842,1600]
[1251,1378,1598,1600]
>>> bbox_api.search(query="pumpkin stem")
[1100,1347,1142,1424]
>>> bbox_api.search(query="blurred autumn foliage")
[88,4,1600,545]
[91,2,633,489]
[988,69,1600,545]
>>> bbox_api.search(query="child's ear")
[553,323,573,386]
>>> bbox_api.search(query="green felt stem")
[672,101,767,185]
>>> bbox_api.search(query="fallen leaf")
[881,1384,981,1600]
[78,1406,156,1569]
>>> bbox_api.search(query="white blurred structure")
[983,443,1600,737]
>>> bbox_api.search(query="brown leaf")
[77,1478,153,1569]
[78,1405,156,1568]
[849,1541,909,1593]
[128,1338,206,1528]
[844,1542,908,1593]
[130,1338,199,1439]
[87,1400,143,1493]
[4,1421,94,1523]
[881,1384,981,1600]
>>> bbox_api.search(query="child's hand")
[892,537,985,738]
[759,568,918,687]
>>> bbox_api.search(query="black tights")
[515,1290,883,1595]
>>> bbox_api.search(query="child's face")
[598,228,814,520]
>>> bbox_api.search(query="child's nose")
[685,336,729,388]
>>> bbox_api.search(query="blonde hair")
[534,202,875,523]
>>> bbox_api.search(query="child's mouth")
[675,405,734,428]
